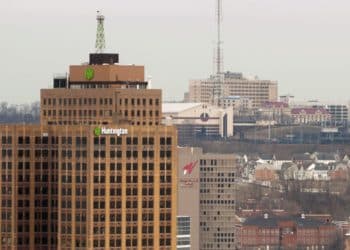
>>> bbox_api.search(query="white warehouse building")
[162,103,234,144]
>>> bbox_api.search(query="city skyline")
[1,0,350,103]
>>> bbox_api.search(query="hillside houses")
[239,152,350,186]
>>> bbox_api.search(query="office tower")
[177,147,236,250]
[189,72,278,108]
[0,13,177,250]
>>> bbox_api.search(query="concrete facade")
[177,147,237,250]
[188,72,278,108]
[163,103,233,145]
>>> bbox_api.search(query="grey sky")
[1,0,349,103]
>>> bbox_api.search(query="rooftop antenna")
[95,11,106,53]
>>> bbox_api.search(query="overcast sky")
[0,0,349,103]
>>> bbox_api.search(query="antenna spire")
[216,0,223,75]
[212,0,224,106]
[95,11,106,53]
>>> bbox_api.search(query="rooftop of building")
[162,102,204,114]
[243,214,334,228]
[262,101,289,108]
[191,71,277,83]
[291,107,330,115]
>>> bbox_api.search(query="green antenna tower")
[95,11,106,53]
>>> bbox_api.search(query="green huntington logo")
[94,127,102,136]
[85,67,95,80]
[94,127,128,136]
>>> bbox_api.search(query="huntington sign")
[94,127,128,136]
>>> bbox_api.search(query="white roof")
[162,102,202,113]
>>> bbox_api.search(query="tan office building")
[177,147,237,250]
[0,52,177,250]
[188,72,278,108]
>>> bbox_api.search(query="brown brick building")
[240,214,337,250]
[0,52,177,249]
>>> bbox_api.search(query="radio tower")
[215,0,223,75]
[212,0,224,106]
[95,11,106,53]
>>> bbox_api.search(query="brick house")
[254,164,278,182]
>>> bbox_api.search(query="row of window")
[120,109,159,117]
[120,98,160,106]
[91,150,172,159]
[43,109,112,117]
[1,136,172,146]
[0,162,168,173]
[43,97,112,106]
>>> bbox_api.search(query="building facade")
[0,124,177,250]
[260,101,291,124]
[188,72,278,108]
[219,96,253,110]
[240,214,338,250]
[291,107,331,125]
[176,216,191,250]
[324,104,348,127]
[163,103,233,145]
[177,147,237,250]
[1,44,177,249]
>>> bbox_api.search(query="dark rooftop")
[243,215,334,228]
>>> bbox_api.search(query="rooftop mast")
[95,11,106,53]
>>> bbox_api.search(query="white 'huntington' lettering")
[101,128,128,136]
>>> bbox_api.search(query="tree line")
[0,101,40,124]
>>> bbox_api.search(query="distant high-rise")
[189,72,278,108]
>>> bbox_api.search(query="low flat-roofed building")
[163,103,233,145]
[240,214,337,250]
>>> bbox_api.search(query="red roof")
[291,108,330,115]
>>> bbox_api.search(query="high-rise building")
[188,72,278,108]
[0,13,177,250]
[177,147,237,250]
